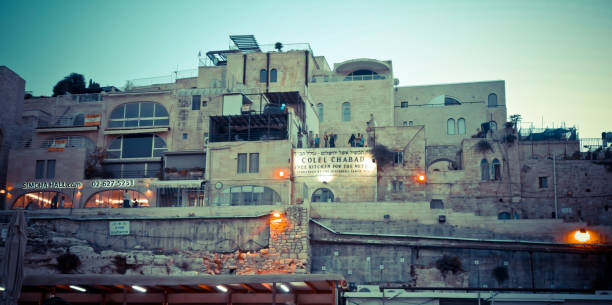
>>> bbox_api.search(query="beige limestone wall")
[309,78,395,146]
[7,147,87,187]
[197,66,226,89]
[208,140,293,204]
[395,81,507,147]
[518,141,580,160]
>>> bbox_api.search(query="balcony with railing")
[36,114,100,132]
[311,73,387,83]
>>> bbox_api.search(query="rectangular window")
[192,95,201,110]
[394,151,403,165]
[46,160,56,179]
[183,133,188,139]
[539,177,548,188]
[35,160,45,179]
[401,101,408,108]
[202,100,207,107]
[249,153,259,173]
[237,153,247,173]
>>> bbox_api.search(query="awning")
[149,180,205,188]
[104,127,169,135]
[20,274,344,305]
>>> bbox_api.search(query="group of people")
[122,190,140,208]
[311,132,338,148]
[348,133,366,147]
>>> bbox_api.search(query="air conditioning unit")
[356,285,379,293]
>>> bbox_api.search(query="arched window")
[447,118,456,135]
[312,188,334,202]
[12,192,73,209]
[498,212,511,220]
[457,118,466,135]
[270,69,277,82]
[403,121,408,126]
[342,102,351,121]
[85,190,149,208]
[106,134,167,159]
[409,121,414,126]
[444,97,461,105]
[481,159,490,181]
[345,69,381,81]
[259,69,267,83]
[492,158,501,180]
[488,93,498,107]
[73,113,85,126]
[109,102,169,128]
[317,103,324,122]
[213,185,282,206]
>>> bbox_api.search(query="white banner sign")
[293,148,376,177]
[109,221,130,235]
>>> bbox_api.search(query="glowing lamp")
[132,285,147,293]
[279,283,290,293]
[273,212,281,218]
[69,285,86,292]
[216,285,228,293]
[271,211,283,224]
[0,286,5,291]
[0,189,5,194]
[574,229,591,243]
[416,174,426,183]
[274,169,289,179]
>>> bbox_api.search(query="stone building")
[1,35,612,304]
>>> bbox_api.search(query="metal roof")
[230,35,261,52]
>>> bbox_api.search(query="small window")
[317,103,324,122]
[401,101,408,108]
[202,100,207,107]
[237,153,247,173]
[35,160,45,179]
[182,133,188,139]
[498,212,511,220]
[312,188,334,202]
[488,93,498,107]
[447,118,456,135]
[192,95,201,110]
[394,151,403,165]
[403,121,408,126]
[409,121,414,126]
[492,159,501,180]
[342,102,351,121]
[539,177,548,188]
[249,153,259,173]
[392,180,404,193]
[481,159,490,181]
[259,69,267,83]
[457,118,466,135]
[490,121,498,131]
[46,160,56,179]
[270,69,277,82]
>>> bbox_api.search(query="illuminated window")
[457,118,466,135]
[312,188,334,202]
[481,159,490,181]
[109,102,169,128]
[447,118,456,135]
[12,192,73,209]
[259,69,267,83]
[342,102,351,121]
[488,93,498,107]
[85,190,148,208]
[539,176,548,188]
[270,69,277,82]
[317,103,324,122]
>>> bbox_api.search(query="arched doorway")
[311,188,334,203]
[85,189,149,208]
[12,191,74,209]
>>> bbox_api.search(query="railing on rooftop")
[127,69,198,88]
[70,93,103,103]
[17,137,89,150]
[311,74,387,83]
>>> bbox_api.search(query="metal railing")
[311,74,387,83]
[127,69,198,88]
[17,137,88,149]
[70,93,103,103]
[37,116,83,128]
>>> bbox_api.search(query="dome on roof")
[334,58,391,75]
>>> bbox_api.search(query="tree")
[509,114,522,129]
[274,42,283,52]
[52,73,101,96]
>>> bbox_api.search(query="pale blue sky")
[1,0,610,138]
